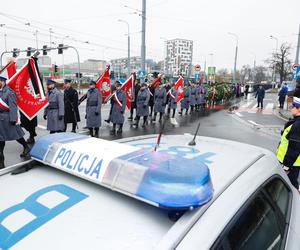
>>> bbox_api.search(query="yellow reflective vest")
[276,124,300,167]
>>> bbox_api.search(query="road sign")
[138,70,146,78]
[194,64,201,72]
[296,66,300,80]
[292,64,300,71]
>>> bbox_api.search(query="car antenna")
[154,115,167,151]
[188,121,201,146]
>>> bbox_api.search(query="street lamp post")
[118,19,131,77]
[270,35,279,84]
[228,32,239,84]
[250,52,256,82]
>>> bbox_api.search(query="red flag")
[96,65,111,103]
[0,61,17,79]
[174,75,184,102]
[7,57,48,120]
[149,77,161,89]
[121,73,135,109]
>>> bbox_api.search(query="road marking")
[235,112,243,117]
[240,102,253,108]
[248,120,260,126]
[37,125,47,130]
[265,103,274,110]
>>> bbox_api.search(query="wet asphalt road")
[2,92,285,167]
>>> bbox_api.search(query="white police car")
[0,133,299,250]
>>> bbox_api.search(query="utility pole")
[295,24,300,64]
[141,0,146,76]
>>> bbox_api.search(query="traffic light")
[54,65,58,73]
[75,73,82,78]
[12,48,19,58]
[42,45,48,56]
[58,44,63,54]
[26,47,32,57]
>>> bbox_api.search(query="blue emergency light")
[30,133,214,210]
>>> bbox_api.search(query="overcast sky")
[0,0,299,72]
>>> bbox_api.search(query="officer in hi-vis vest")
[276,96,300,192]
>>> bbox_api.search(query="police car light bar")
[30,133,214,210]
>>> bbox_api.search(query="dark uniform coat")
[154,88,167,113]
[148,85,155,107]
[86,88,101,128]
[168,88,178,110]
[64,87,80,123]
[0,85,25,141]
[136,88,150,117]
[255,88,265,102]
[190,86,197,106]
[197,85,207,105]
[131,84,140,109]
[44,87,65,132]
[111,89,126,124]
[181,87,191,109]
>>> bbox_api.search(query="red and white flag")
[0,61,17,79]
[7,57,48,120]
[120,73,135,109]
[173,75,184,103]
[0,61,17,110]
[96,65,111,103]
[149,76,161,89]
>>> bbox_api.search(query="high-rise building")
[164,39,193,77]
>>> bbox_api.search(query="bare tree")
[254,66,268,84]
[267,43,292,83]
[239,65,252,83]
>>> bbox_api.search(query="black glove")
[143,105,147,108]
[85,114,87,119]
[43,115,47,120]
[58,115,63,120]
[120,110,124,114]
[95,112,99,116]
[10,121,16,125]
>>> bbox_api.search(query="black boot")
[117,124,123,135]
[26,136,35,144]
[89,128,94,137]
[94,128,99,138]
[20,146,30,158]
[0,152,5,169]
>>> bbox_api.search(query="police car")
[0,132,299,250]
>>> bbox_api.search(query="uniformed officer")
[148,82,155,118]
[110,81,126,135]
[276,97,300,192]
[133,82,150,128]
[197,83,207,110]
[255,85,265,109]
[86,80,101,137]
[167,83,178,119]
[63,79,80,132]
[0,76,30,169]
[179,82,190,115]
[152,82,166,123]
[43,79,65,134]
[128,79,140,121]
[189,82,197,113]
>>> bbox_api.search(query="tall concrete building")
[164,39,193,77]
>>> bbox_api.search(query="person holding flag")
[110,81,126,135]
[43,79,65,134]
[0,76,30,169]
[167,82,178,120]
[86,80,102,138]
[179,82,191,115]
